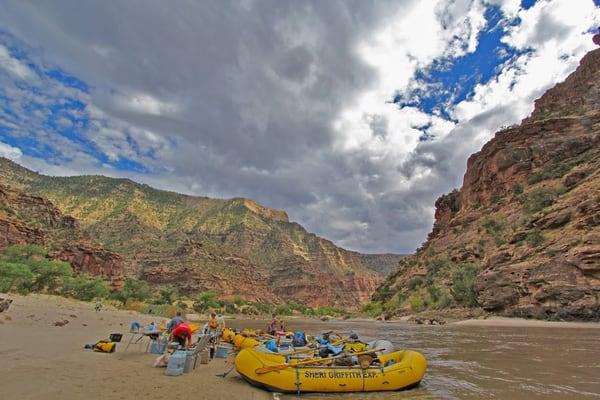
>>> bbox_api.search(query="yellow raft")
[234,348,427,393]
[221,328,262,350]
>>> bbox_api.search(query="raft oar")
[216,359,236,378]
[255,348,384,374]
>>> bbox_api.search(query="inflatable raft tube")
[234,347,427,393]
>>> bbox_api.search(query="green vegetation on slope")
[0,244,109,301]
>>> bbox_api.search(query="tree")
[63,275,109,301]
[193,291,220,312]
[113,278,152,302]
[158,286,179,304]
[27,259,72,293]
[0,261,35,294]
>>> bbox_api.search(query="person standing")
[206,312,220,336]
[267,313,278,336]
[167,311,185,332]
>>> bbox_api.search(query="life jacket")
[344,341,367,353]
[208,317,219,329]
[292,331,307,347]
[93,340,116,353]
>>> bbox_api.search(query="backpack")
[93,340,116,353]
[292,331,307,347]
[344,341,367,353]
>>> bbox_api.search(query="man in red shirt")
[169,322,193,349]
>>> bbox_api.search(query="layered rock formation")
[0,184,125,288]
[0,160,400,308]
[374,49,600,320]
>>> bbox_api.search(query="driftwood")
[0,298,12,313]
[414,316,446,325]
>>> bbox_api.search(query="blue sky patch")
[394,5,525,131]
[521,0,537,10]
[0,32,149,173]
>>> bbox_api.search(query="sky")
[0,0,599,254]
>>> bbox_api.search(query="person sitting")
[167,311,185,333]
[279,319,286,332]
[267,313,278,336]
[169,322,192,349]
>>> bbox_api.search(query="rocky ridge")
[0,160,402,308]
[0,184,124,288]
[374,48,600,320]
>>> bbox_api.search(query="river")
[228,318,600,399]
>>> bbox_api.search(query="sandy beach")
[3,294,600,400]
[450,316,600,328]
[0,294,270,400]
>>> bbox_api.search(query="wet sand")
[0,294,270,400]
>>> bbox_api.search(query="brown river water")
[228,318,600,399]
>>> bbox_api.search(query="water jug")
[165,350,186,376]
[183,350,197,373]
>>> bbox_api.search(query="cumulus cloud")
[0,0,598,253]
[0,141,22,160]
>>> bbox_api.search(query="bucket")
[184,351,197,373]
[165,350,186,376]
[214,345,229,358]
[199,349,210,364]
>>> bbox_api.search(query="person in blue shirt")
[167,311,185,332]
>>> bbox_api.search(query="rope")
[295,366,300,396]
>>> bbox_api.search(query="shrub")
[27,259,72,293]
[192,290,220,313]
[253,303,275,315]
[522,188,557,213]
[409,294,424,312]
[3,244,46,261]
[124,299,146,312]
[426,258,450,278]
[176,300,188,310]
[435,289,453,308]
[528,163,572,184]
[482,217,506,246]
[63,275,109,301]
[157,286,179,304]
[362,301,383,317]
[0,245,73,295]
[512,183,524,195]
[113,278,152,302]
[0,261,35,294]
[490,191,502,204]
[407,276,424,290]
[526,229,545,247]
[233,296,247,307]
[450,263,479,307]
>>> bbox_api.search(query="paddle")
[254,348,384,374]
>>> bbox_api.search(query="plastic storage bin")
[214,345,229,358]
[165,350,186,376]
